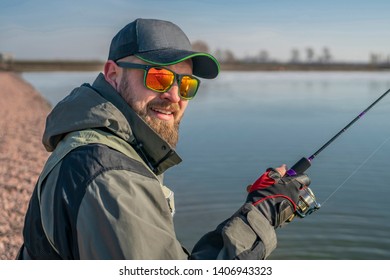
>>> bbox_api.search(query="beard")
[119,76,180,148]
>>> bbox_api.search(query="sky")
[1,0,390,63]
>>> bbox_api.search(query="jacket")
[19,73,277,259]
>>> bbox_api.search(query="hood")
[42,73,181,175]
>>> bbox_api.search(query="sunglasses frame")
[116,62,200,100]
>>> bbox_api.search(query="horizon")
[1,0,390,63]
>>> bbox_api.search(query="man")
[18,18,312,259]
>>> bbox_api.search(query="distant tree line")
[192,40,390,65]
[369,53,390,65]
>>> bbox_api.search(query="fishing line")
[287,88,390,177]
[285,88,390,217]
[321,135,390,206]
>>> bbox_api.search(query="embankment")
[0,72,51,259]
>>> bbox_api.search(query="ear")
[104,60,121,90]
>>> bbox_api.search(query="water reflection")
[168,71,390,259]
[23,70,390,259]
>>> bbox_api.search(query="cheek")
[177,100,189,117]
[130,95,153,114]
[123,77,154,111]
[180,100,189,111]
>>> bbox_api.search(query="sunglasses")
[116,62,200,100]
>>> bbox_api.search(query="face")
[117,58,191,148]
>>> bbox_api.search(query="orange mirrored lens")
[180,76,199,99]
[146,68,174,92]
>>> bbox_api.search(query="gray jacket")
[20,73,276,259]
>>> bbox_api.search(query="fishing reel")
[295,186,321,218]
[286,157,321,220]
[286,186,321,223]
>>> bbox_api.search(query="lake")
[23,71,390,259]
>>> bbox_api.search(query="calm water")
[23,71,390,260]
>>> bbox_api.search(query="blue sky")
[1,0,390,62]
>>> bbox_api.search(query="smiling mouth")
[147,100,181,121]
[149,106,177,121]
[151,107,174,115]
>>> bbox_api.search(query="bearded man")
[18,18,311,260]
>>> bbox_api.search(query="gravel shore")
[0,72,51,259]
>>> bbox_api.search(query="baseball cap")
[108,18,219,79]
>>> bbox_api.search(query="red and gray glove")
[246,167,311,228]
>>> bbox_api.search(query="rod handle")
[286,157,311,176]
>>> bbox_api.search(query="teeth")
[153,108,172,115]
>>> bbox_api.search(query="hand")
[246,165,311,228]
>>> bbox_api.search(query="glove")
[246,166,311,228]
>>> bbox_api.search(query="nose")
[160,81,181,103]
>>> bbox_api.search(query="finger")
[275,164,287,177]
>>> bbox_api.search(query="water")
[23,71,390,259]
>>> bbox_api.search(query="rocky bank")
[0,72,51,259]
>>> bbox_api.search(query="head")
[103,18,219,147]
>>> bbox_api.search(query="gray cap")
[108,18,219,79]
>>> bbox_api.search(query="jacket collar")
[92,73,182,175]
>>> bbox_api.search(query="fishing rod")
[286,88,390,218]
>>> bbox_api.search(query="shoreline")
[1,60,390,73]
[0,72,51,259]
